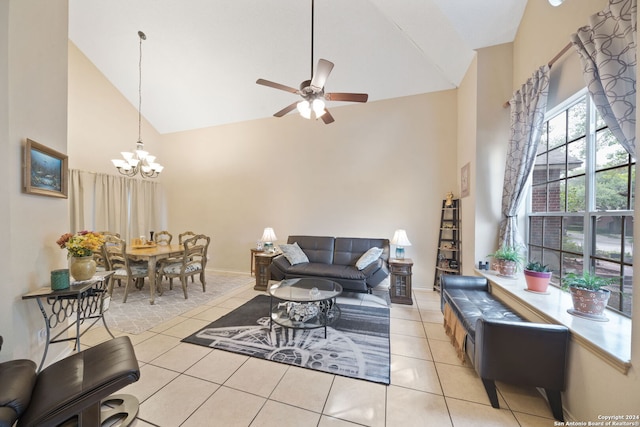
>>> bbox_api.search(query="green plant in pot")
[524,261,552,293]
[561,272,616,320]
[488,246,523,277]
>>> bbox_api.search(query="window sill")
[476,269,632,375]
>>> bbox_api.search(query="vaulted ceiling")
[69,0,527,133]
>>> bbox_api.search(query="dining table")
[126,243,185,304]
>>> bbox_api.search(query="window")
[528,90,635,317]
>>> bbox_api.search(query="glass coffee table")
[268,278,342,338]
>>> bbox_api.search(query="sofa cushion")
[287,236,335,264]
[286,263,367,281]
[279,242,309,265]
[445,288,526,342]
[355,247,383,270]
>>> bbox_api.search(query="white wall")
[1,0,69,362]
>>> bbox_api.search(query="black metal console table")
[22,271,115,372]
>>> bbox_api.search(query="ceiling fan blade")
[325,92,369,103]
[321,109,335,124]
[274,102,299,117]
[256,79,299,94]
[310,59,334,91]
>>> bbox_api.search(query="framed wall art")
[23,138,68,198]
[461,162,470,198]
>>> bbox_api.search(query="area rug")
[182,295,390,384]
[104,272,253,334]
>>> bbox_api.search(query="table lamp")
[391,229,412,260]
[261,227,278,253]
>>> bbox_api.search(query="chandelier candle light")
[391,229,412,260]
[112,31,163,178]
[261,228,278,253]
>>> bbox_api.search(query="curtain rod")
[502,41,573,108]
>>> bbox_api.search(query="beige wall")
[1,0,69,362]
[67,41,162,175]
[457,54,478,275]
[68,37,459,288]
[159,92,458,288]
[458,43,514,272]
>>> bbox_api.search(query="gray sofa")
[269,235,390,293]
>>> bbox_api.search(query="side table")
[250,248,264,276]
[254,251,280,291]
[22,271,115,372]
[389,258,413,305]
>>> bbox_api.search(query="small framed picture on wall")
[23,138,68,198]
[461,162,470,198]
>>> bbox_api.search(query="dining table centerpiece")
[56,231,105,281]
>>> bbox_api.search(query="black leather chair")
[0,335,140,426]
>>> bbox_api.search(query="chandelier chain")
[138,31,143,143]
[111,30,162,178]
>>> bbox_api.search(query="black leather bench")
[0,335,140,426]
[441,275,569,422]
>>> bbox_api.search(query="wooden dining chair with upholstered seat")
[153,230,173,245]
[178,231,198,284]
[102,235,149,302]
[157,234,210,299]
[178,231,196,244]
[94,231,121,273]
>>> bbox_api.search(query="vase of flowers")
[56,231,105,281]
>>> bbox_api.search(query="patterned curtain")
[570,0,637,157]
[499,65,551,250]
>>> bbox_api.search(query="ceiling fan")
[256,0,368,124]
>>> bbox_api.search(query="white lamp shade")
[261,227,277,242]
[391,229,412,246]
[548,0,564,5]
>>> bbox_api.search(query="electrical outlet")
[37,328,47,344]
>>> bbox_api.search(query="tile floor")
[80,280,559,427]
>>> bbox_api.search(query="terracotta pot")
[569,287,610,316]
[496,259,518,277]
[69,255,97,281]
[524,270,552,293]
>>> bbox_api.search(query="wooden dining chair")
[157,234,210,299]
[94,231,121,272]
[153,230,173,245]
[102,235,149,302]
[178,231,197,284]
[178,231,196,244]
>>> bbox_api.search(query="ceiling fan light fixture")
[312,99,326,117]
[297,100,311,119]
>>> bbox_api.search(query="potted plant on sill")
[561,272,615,320]
[488,246,523,277]
[524,261,552,293]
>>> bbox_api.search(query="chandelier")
[112,31,163,178]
